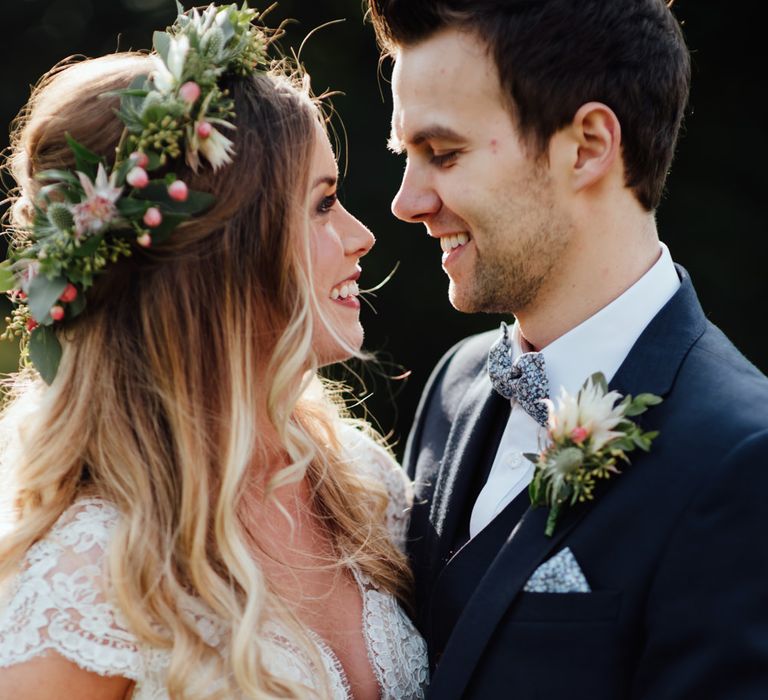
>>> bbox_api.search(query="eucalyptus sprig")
[526,372,662,536]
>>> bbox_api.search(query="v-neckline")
[305,567,381,700]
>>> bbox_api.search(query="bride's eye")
[318,193,338,214]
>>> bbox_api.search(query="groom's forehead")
[390,38,509,150]
[391,29,500,99]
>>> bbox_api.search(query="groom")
[369,1,768,698]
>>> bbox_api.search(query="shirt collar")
[510,242,680,398]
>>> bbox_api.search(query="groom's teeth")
[440,233,470,253]
[330,280,359,300]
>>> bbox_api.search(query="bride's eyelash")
[318,193,338,213]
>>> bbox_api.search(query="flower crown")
[0,2,272,383]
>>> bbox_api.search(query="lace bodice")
[0,428,428,699]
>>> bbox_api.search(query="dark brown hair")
[369,0,691,211]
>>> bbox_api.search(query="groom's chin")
[448,282,514,316]
[448,283,481,314]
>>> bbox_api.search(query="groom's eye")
[431,151,459,167]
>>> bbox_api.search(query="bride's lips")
[330,269,361,309]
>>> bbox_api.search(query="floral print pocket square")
[523,547,591,593]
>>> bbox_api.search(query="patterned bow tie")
[487,322,550,427]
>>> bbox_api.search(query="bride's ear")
[549,102,622,194]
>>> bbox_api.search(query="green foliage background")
[1,1,765,453]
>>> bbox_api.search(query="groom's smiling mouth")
[439,232,470,254]
[438,232,472,266]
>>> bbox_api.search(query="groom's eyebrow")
[388,124,465,154]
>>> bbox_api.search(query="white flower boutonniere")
[525,373,662,537]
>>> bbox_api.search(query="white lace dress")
[0,428,428,699]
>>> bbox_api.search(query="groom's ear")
[549,102,622,195]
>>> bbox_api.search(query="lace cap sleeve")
[339,424,413,552]
[0,499,143,680]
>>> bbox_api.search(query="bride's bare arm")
[0,653,133,700]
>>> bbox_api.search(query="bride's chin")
[313,326,364,368]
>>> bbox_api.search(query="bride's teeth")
[457,233,469,246]
[331,280,360,300]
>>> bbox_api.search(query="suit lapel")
[427,370,509,569]
[428,266,707,699]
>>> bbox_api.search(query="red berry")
[26,318,38,332]
[167,180,189,202]
[50,305,65,322]
[143,207,162,228]
[130,151,150,169]
[197,121,213,139]
[127,167,149,189]
[59,283,78,303]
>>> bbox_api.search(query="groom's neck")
[516,211,660,350]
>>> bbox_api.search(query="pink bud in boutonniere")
[127,167,149,189]
[179,81,201,104]
[570,426,589,444]
[26,318,38,332]
[50,305,65,322]
[137,233,152,248]
[143,207,162,228]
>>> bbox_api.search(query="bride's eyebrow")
[312,175,338,189]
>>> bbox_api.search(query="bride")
[0,4,427,699]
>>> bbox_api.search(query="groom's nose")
[391,161,441,224]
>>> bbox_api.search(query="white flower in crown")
[196,123,235,171]
[152,34,190,93]
[546,375,626,451]
[72,163,123,238]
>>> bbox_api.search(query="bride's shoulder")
[336,422,402,481]
[336,423,412,547]
[0,497,143,680]
[8,497,120,576]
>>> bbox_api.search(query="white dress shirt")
[469,243,681,538]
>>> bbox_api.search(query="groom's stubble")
[448,163,574,318]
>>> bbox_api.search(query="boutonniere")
[525,373,662,537]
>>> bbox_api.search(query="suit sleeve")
[632,428,768,699]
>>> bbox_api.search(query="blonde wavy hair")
[0,52,411,699]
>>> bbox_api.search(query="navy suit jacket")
[405,268,768,699]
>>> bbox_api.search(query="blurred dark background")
[1,1,766,456]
